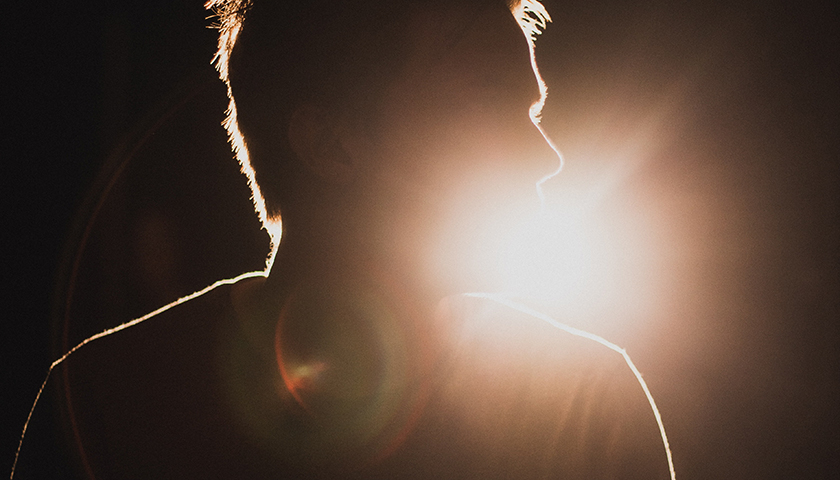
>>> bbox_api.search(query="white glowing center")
[503,212,599,297]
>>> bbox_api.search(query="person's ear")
[287,104,357,185]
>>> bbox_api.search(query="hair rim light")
[205,0,553,270]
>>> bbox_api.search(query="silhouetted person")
[15,1,673,478]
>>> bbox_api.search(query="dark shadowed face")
[345,4,559,295]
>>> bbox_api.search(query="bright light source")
[501,209,606,302]
[490,170,662,330]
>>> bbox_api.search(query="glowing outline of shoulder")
[10,270,268,479]
[464,292,677,480]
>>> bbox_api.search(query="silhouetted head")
[207,0,558,293]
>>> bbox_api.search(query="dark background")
[4,0,838,478]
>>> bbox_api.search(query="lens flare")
[266,275,435,468]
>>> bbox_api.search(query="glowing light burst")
[456,154,676,478]
[478,164,663,331]
[426,166,661,328]
[500,210,604,303]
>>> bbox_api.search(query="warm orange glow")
[427,166,663,333]
[12,2,685,478]
[498,186,661,321]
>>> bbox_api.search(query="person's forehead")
[446,4,527,59]
[398,4,535,87]
[441,5,532,76]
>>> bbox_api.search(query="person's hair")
[205,0,549,258]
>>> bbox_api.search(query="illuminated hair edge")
[204,0,550,268]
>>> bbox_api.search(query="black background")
[4,0,838,478]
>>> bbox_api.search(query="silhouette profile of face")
[343,4,559,294]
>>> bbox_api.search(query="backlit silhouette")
[13,1,675,478]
